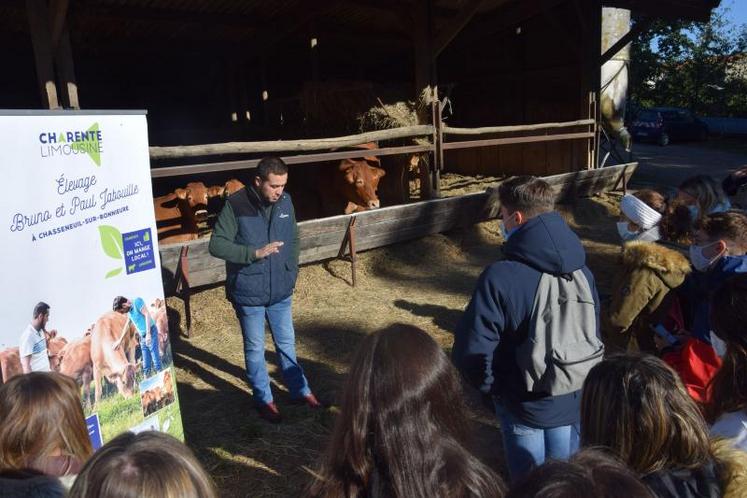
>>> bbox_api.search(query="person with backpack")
[452,176,603,481]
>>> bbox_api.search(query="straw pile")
[357,88,435,146]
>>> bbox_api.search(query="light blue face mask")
[616,221,639,242]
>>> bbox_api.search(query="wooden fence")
[159,162,636,291]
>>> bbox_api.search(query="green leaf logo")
[99,225,123,278]
[85,123,102,167]
[105,268,123,279]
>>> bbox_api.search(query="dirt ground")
[168,192,624,497]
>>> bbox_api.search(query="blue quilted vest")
[224,188,298,306]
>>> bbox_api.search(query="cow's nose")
[368,199,380,209]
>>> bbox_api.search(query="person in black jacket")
[452,176,601,481]
[209,157,320,423]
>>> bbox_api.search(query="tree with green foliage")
[629,8,747,117]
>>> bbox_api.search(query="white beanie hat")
[620,194,662,229]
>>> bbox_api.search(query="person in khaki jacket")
[603,190,691,353]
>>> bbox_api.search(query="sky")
[721,0,747,33]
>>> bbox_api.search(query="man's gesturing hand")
[255,241,284,259]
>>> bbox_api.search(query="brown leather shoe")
[257,401,282,423]
[292,393,324,409]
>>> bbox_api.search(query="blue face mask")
[616,221,639,242]
[687,204,700,220]
[500,221,519,241]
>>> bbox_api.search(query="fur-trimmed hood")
[713,439,747,498]
[622,240,691,288]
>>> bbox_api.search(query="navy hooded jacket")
[452,211,600,428]
[679,254,747,343]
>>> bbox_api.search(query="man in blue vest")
[209,157,320,423]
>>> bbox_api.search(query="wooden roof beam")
[70,2,275,30]
[49,0,68,51]
[432,0,493,57]
[601,0,719,22]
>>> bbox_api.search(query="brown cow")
[58,335,94,408]
[0,332,68,383]
[319,143,386,215]
[162,370,175,406]
[0,348,21,384]
[206,179,245,199]
[46,334,68,372]
[149,299,169,357]
[154,181,209,245]
[90,311,138,405]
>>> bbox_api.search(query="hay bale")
[357,89,435,146]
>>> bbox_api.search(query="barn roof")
[0,0,722,55]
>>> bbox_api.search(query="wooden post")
[48,0,78,109]
[411,0,436,200]
[337,216,358,288]
[348,217,357,288]
[174,246,192,337]
[431,87,442,197]
[591,0,603,169]
[53,19,79,109]
[26,0,60,109]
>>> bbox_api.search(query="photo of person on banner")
[19,302,52,374]
[113,296,161,377]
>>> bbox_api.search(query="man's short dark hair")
[497,175,555,217]
[33,302,50,319]
[113,296,129,312]
[256,157,288,181]
[698,210,747,248]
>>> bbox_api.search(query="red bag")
[662,338,722,404]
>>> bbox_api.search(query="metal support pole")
[175,245,192,337]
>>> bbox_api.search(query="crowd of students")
[1,169,747,498]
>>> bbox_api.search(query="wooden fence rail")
[149,125,434,160]
[441,118,595,135]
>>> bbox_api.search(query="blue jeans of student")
[141,325,162,376]
[495,401,580,482]
[234,296,311,405]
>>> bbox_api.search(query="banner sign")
[0,110,184,444]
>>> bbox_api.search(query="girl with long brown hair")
[581,354,747,498]
[307,324,505,498]
[0,372,93,484]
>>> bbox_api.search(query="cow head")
[115,363,137,399]
[337,153,386,213]
[206,185,225,198]
[47,336,68,371]
[224,179,245,196]
[174,182,209,213]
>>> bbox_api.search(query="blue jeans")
[141,325,162,376]
[234,297,311,405]
[495,401,580,482]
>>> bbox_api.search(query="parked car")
[630,107,709,146]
